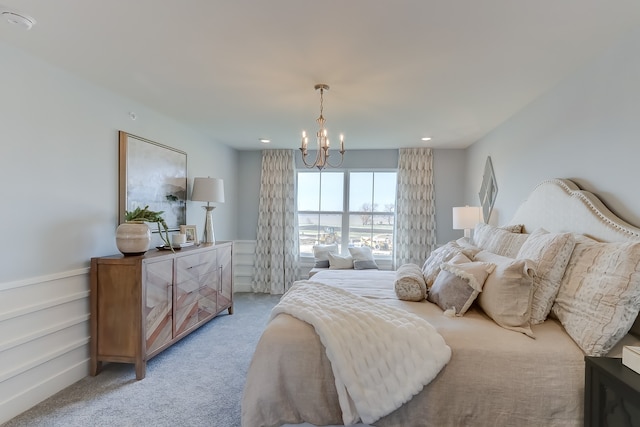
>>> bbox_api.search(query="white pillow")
[516,228,576,324]
[472,223,529,258]
[551,236,640,357]
[474,250,536,337]
[328,252,354,269]
[348,246,379,270]
[422,241,481,287]
[313,244,338,268]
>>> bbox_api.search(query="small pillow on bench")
[313,244,338,268]
[348,246,379,270]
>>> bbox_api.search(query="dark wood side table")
[584,356,640,427]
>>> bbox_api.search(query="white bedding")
[271,281,450,424]
[242,179,640,427]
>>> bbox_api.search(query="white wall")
[0,42,238,423]
[465,26,640,228]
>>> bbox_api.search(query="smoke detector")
[1,8,36,30]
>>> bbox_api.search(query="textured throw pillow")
[422,241,480,287]
[474,250,536,337]
[551,236,640,357]
[516,228,576,324]
[500,224,525,233]
[428,254,496,316]
[394,263,427,301]
[348,246,379,270]
[472,223,530,258]
[328,252,354,269]
[313,244,338,268]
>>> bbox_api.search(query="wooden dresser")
[90,241,233,379]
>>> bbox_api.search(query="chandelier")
[300,84,345,170]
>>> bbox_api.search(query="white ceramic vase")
[115,221,151,255]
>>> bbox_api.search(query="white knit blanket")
[269,281,451,425]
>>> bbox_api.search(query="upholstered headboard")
[508,178,640,337]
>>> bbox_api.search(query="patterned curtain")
[252,150,299,294]
[395,148,437,267]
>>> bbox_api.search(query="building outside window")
[297,170,397,259]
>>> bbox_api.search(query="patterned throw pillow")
[551,237,640,356]
[394,263,427,301]
[472,223,529,258]
[516,228,576,324]
[422,241,481,287]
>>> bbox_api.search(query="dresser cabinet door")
[175,249,218,336]
[144,259,173,354]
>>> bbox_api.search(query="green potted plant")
[116,206,173,255]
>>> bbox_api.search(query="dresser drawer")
[176,251,217,284]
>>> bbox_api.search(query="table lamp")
[191,177,225,244]
[452,206,481,240]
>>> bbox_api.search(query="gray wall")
[236,148,466,244]
[465,26,640,228]
[0,42,238,283]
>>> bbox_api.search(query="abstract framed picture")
[118,131,187,231]
[478,156,498,223]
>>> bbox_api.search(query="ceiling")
[2,1,640,151]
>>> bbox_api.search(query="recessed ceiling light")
[421,137,432,141]
[1,10,36,30]
[259,138,271,144]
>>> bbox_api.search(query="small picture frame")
[180,225,198,244]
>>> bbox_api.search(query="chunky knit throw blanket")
[270,281,451,425]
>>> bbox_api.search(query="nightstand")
[584,356,640,427]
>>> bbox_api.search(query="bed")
[241,178,640,427]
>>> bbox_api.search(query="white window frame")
[297,168,397,267]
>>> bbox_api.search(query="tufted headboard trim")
[508,178,640,337]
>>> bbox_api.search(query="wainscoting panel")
[0,269,91,424]
[233,240,255,292]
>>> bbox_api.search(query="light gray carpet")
[3,292,281,427]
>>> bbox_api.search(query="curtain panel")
[252,150,299,294]
[395,148,437,267]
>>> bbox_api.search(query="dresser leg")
[135,361,146,380]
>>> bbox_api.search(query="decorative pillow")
[516,228,576,324]
[422,241,480,287]
[394,263,427,301]
[328,252,354,269]
[474,250,536,337]
[348,246,379,270]
[500,224,525,233]
[428,253,496,316]
[313,244,338,268]
[472,223,530,258]
[551,236,640,357]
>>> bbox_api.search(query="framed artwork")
[180,225,198,244]
[119,131,187,231]
[478,156,498,223]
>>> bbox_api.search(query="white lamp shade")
[452,206,481,230]
[191,177,225,203]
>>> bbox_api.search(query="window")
[297,170,397,258]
